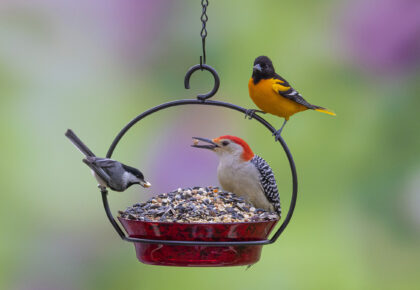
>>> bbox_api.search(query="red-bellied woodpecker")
[192,135,281,216]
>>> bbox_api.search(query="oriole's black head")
[252,56,276,84]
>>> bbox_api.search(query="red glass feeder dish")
[118,217,279,266]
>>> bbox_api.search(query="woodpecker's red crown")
[214,135,254,161]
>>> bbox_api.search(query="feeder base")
[133,243,263,267]
[118,217,277,267]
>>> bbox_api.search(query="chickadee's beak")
[253,63,262,72]
[140,180,152,188]
[191,137,219,150]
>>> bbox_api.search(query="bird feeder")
[94,0,298,267]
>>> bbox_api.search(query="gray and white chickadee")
[65,129,151,192]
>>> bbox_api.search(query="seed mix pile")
[119,186,279,223]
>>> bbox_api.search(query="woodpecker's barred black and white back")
[251,155,281,216]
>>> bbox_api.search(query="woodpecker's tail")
[314,106,336,116]
[65,129,96,157]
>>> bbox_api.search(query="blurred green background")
[1,0,419,289]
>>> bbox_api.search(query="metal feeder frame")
[100,63,298,247]
[100,0,298,247]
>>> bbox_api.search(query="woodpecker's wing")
[272,74,322,110]
[251,155,281,216]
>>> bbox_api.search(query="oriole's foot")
[244,109,266,119]
[273,129,283,142]
[273,119,288,141]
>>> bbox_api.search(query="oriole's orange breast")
[248,78,307,120]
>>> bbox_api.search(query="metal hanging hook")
[184,63,220,101]
[184,0,219,101]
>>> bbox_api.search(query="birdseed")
[119,186,279,223]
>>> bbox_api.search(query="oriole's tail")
[314,107,336,116]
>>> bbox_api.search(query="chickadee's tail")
[65,129,96,157]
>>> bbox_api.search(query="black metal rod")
[103,99,298,247]
[101,189,127,239]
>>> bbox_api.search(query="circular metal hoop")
[101,98,298,246]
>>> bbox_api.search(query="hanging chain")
[200,0,209,67]
[184,0,219,101]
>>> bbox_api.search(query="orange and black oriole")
[247,56,335,139]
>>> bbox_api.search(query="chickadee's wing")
[87,157,120,168]
[83,158,112,186]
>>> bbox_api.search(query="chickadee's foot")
[97,184,107,192]
[244,109,266,119]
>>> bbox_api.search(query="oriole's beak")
[191,137,219,150]
[140,180,152,188]
[253,63,262,72]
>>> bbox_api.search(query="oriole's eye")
[222,141,229,146]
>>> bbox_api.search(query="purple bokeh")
[146,110,235,196]
[0,0,171,67]
[342,0,420,74]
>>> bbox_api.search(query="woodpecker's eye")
[221,141,229,146]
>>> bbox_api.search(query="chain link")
[200,0,209,66]
[200,0,208,39]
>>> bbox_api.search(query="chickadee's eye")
[221,141,229,146]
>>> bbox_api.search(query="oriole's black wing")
[251,155,281,216]
[273,74,323,110]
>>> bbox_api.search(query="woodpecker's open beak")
[253,63,262,72]
[191,137,219,150]
[140,180,152,188]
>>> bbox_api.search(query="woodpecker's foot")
[244,109,266,119]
